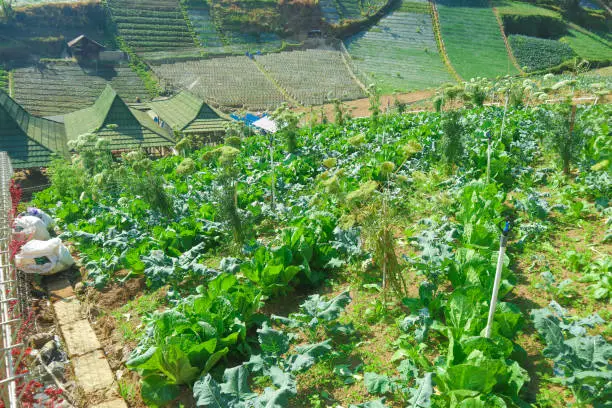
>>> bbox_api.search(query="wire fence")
[0,152,28,408]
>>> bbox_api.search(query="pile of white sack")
[13,208,74,275]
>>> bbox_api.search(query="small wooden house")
[67,35,105,62]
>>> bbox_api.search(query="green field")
[108,0,197,53]
[0,66,7,92]
[12,63,149,116]
[185,5,225,53]
[436,0,518,79]
[560,26,612,64]
[320,0,387,23]
[509,35,575,71]
[346,0,452,93]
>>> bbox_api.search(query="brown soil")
[95,277,146,311]
[295,89,435,122]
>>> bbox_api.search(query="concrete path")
[48,277,127,407]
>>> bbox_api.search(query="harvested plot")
[561,26,612,64]
[345,1,452,93]
[257,49,365,105]
[153,56,286,110]
[108,0,196,53]
[509,35,575,71]
[436,0,518,79]
[12,63,149,116]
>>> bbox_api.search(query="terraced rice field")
[12,63,148,116]
[345,0,452,93]
[153,56,287,110]
[108,0,197,53]
[436,0,518,79]
[561,26,612,63]
[257,49,365,105]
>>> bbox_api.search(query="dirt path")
[294,89,435,122]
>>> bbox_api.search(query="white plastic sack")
[23,207,55,229]
[15,238,75,275]
[13,216,51,241]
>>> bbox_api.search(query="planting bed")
[509,35,575,72]
[12,63,149,116]
[152,56,287,110]
[436,0,518,79]
[107,0,197,53]
[345,0,452,93]
[257,49,365,105]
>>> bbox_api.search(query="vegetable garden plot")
[436,0,518,79]
[345,8,452,93]
[152,56,286,110]
[509,35,575,72]
[12,64,149,116]
[108,0,196,53]
[256,49,365,105]
[30,100,612,407]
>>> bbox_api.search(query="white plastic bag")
[13,216,51,241]
[15,238,75,275]
[23,207,55,229]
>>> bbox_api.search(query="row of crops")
[153,49,365,109]
[152,55,287,110]
[31,97,612,407]
[107,0,197,53]
[345,0,452,93]
[560,26,612,64]
[256,49,365,105]
[435,0,519,79]
[508,35,575,72]
[12,63,149,116]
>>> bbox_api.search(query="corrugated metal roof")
[64,85,175,150]
[0,90,68,168]
[148,91,226,133]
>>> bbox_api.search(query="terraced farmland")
[561,26,612,64]
[185,6,225,54]
[436,0,518,79]
[153,56,287,110]
[222,31,283,54]
[108,0,197,54]
[12,63,149,116]
[345,0,452,93]
[257,49,365,105]
[320,0,386,23]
